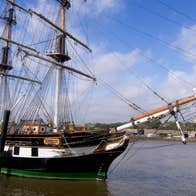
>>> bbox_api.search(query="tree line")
[91,120,196,131]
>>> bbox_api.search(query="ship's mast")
[1,0,15,71]
[3,0,94,126]
[0,0,16,113]
[52,0,71,132]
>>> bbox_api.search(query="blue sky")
[1,0,196,123]
[72,0,196,122]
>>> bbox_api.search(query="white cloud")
[65,10,196,123]
[72,0,121,16]
[173,24,196,62]
[70,49,152,123]
[161,69,196,100]
[91,49,143,84]
[164,24,196,100]
[70,41,196,123]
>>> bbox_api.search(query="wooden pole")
[6,0,14,47]
[117,95,196,131]
[0,110,10,168]
[61,6,65,31]
[132,95,196,121]
[53,4,66,132]
[29,9,92,52]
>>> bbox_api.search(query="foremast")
[0,0,16,113]
[1,0,95,127]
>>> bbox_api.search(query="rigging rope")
[131,0,196,35]
[94,18,195,90]
[103,14,196,61]
[111,51,170,105]
[68,39,95,77]
[99,78,147,113]
[156,0,196,23]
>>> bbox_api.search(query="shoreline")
[128,135,196,143]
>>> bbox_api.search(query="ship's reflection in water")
[0,175,110,196]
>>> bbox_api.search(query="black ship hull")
[0,136,129,180]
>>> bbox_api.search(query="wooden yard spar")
[117,95,196,143]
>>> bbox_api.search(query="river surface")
[1,141,196,196]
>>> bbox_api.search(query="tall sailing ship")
[0,0,129,180]
[0,0,196,180]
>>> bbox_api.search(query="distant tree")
[137,119,161,129]
[92,121,196,131]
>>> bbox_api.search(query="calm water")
[1,141,196,196]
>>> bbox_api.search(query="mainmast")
[0,0,16,112]
[2,0,94,127]
[47,0,71,132]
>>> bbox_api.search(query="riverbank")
[129,135,196,143]
[127,129,196,143]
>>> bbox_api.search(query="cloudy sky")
[1,0,196,123]
[71,0,196,123]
